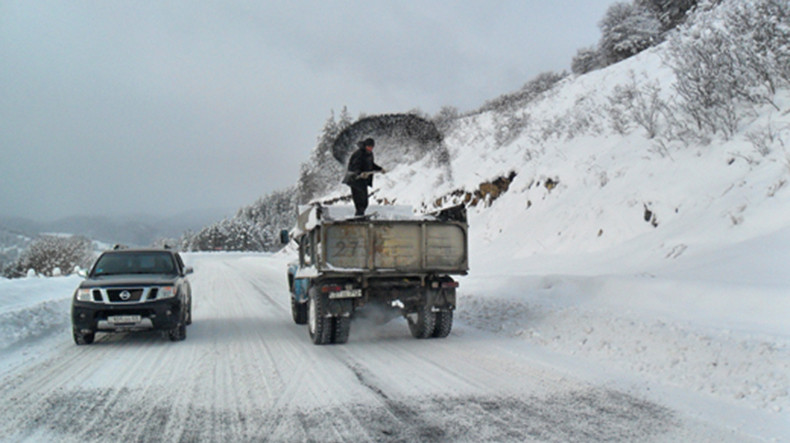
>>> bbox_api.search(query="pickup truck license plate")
[108,315,142,324]
[329,289,362,299]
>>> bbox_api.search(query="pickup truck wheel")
[169,309,187,342]
[168,322,186,341]
[432,310,453,338]
[73,328,95,345]
[308,288,333,345]
[332,316,351,344]
[408,305,436,339]
[291,295,308,324]
[185,298,193,326]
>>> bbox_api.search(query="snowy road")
[0,254,772,441]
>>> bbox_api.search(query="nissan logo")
[120,290,131,301]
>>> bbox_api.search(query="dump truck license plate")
[329,289,362,299]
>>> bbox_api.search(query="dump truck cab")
[285,204,468,344]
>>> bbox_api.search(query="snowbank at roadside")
[459,223,790,415]
[460,276,789,414]
[0,276,79,350]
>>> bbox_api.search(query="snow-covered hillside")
[1,1,788,440]
[360,47,790,267]
[312,0,790,423]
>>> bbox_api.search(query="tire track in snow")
[344,361,448,440]
[0,254,749,441]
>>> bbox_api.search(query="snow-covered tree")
[3,235,93,278]
[598,2,663,65]
[666,0,790,137]
[571,46,601,75]
[432,106,460,140]
[337,105,353,129]
[151,237,179,250]
[183,186,297,252]
[637,0,700,30]
[298,108,351,204]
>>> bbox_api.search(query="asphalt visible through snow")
[0,254,755,442]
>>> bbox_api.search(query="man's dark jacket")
[344,147,382,188]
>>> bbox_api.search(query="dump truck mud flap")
[425,287,456,310]
[327,298,354,317]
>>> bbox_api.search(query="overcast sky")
[1,1,613,221]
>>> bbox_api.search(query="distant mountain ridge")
[0,208,232,248]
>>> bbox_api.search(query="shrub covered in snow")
[571,46,601,75]
[2,235,93,278]
[481,71,567,113]
[606,72,666,138]
[666,0,790,138]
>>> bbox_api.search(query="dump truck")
[283,204,468,345]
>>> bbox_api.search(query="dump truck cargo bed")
[293,204,468,276]
[322,220,468,273]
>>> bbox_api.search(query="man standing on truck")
[343,137,385,216]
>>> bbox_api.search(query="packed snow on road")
[0,240,787,441]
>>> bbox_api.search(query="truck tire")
[308,287,333,345]
[332,315,351,344]
[432,310,453,338]
[73,328,95,345]
[408,305,436,339]
[291,295,308,324]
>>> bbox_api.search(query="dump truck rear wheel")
[408,305,436,339]
[332,316,351,344]
[308,287,333,345]
[432,310,453,338]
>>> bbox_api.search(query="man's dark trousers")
[350,185,368,216]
